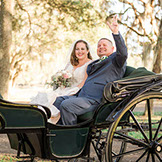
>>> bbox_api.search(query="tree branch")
[107,7,132,18]
[118,20,154,42]
[118,0,156,42]
[16,0,32,37]
[138,0,146,4]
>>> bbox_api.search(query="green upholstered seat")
[123,66,135,77]
[123,66,154,79]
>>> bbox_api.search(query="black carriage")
[0,66,161,162]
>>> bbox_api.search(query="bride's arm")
[77,71,88,88]
[66,71,88,96]
[77,60,92,89]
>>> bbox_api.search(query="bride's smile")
[75,42,89,61]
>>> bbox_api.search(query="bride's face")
[75,42,89,61]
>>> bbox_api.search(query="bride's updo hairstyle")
[70,40,92,66]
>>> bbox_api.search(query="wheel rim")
[106,92,162,162]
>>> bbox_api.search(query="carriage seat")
[77,66,155,123]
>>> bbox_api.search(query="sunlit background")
[2,0,160,101]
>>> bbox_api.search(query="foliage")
[104,0,161,71]
[9,0,161,89]
[10,0,106,86]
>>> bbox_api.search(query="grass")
[128,117,162,139]
[0,155,53,162]
[133,111,162,116]
[0,155,19,162]
[154,112,162,116]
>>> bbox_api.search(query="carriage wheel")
[106,92,162,162]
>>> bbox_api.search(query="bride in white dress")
[30,39,93,117]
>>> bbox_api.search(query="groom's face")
[97,39,114,58]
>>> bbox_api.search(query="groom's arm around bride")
[53,15,128,125]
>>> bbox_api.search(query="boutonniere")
[95,55,108,65]
[100,56,108,61]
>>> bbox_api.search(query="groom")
[54,16,128,125]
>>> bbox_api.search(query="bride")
[30,39,93,118]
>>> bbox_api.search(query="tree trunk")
[0,0,13,99]
[152,19,162,73]
[144,20,162,116]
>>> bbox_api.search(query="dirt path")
[0,132,162,162]
[0,134,16,154]
[0,134,50,161]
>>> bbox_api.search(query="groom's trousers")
[54,95,98,125]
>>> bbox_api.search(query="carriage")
[0,66,161,162]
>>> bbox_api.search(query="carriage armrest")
[0,98,48,130]
[0,98,51,119]
[30,104,51,119]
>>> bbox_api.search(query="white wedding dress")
[30,60,92,116]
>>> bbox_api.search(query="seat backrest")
[123,66,154,79]
[123,66,136,77]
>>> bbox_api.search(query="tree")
[9,0,106,87]
[121,0,161,72]
[0,0,14,99]
[152,19,162,73]
[105,0,161,72]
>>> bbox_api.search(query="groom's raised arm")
[112,33,128,68]
[107,15,128,68]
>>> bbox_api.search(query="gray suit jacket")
[77,33,128,103]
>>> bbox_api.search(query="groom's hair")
[98,38,113,46]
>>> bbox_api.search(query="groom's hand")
[106,15,119,35]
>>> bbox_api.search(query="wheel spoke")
[115,131,150,147]
[153,118,162,141]
[147,99,152,141]
[112,151,117,156]
[146,151,150,162]
[151,153,155,162]
[136,149,148,162]
[112,147,146,159]
[154,151,162,161]
[129,110,150,143]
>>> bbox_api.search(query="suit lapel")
[88,58,108,75]
[87,60,99,75]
